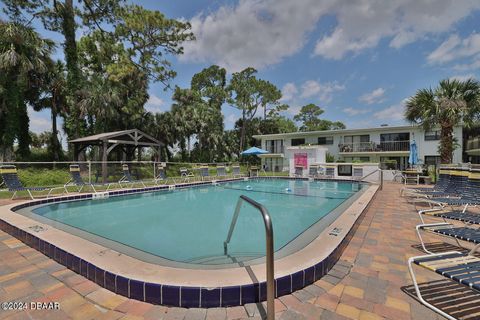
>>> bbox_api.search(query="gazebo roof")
[69,129,163,147]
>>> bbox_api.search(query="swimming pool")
[18,178,363,268]
[2,177,378,307]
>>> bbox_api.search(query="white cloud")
[449,74,477,82]
[428,33,480,65]
[286,104,303,116]
[343,107,370,116]
[359,88,386,105]
[300,80,345,103]
[373,103,405,121]
[453,55,480,71]
[145,94,165,113]
[28,107,51,133]
[280,83,298,102]
[181,0,480,69]
[314,1,480,60]
[225,113,237,125]
[181,0,330,71]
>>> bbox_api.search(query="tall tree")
[2,1,194,142]
[293,103,345,131]
[405,78,480,163]
[32,60,67,160]
[228,67,283,153]
[0,21,54,160]
[191,65,227,161]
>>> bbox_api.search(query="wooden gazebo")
[69,129,163,182]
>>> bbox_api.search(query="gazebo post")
[73,144,79,161]
[102,140,108,184]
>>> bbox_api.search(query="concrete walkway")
[0,183,452,319]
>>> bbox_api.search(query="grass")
[0,166,290,199]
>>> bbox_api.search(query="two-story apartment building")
[252,124,463,172]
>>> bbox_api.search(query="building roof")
[252,124,423,139]
[69,129,163,146]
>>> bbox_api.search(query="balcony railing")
[339,141,410,153]
[467,138,480,151]
[264,145,284,153]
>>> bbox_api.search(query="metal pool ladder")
[224,195,275,320]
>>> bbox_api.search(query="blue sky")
[6,0,480,139]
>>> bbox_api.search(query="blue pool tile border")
[1,177,372,308]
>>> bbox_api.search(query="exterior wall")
[284,146,327,176]
[256,125,464,169]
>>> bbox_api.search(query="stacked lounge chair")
[404,166,466,199]
[408,167,475,210]
[401,167,451,196]
[0,165,64,199]
[408,166,480,319]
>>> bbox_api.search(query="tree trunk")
[61,0,82,139]
[51,101,61,161]
[239,110,247,154]
[439,125,454,164]
[187,136,191,161]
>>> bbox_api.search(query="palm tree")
[32,60,67,160]
[405,79,480,163]
[0,21,54,159]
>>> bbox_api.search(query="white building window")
[425,130,441,141]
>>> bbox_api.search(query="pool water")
[30,179,362,266]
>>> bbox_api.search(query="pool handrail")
[223,195,275,320]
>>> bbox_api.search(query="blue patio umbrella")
[408,140,418,165]
[241,146,269,155]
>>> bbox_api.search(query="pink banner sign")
[294,153,308,168]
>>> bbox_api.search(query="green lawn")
[0,166,289,199]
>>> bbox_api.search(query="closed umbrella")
[408,140,418,165]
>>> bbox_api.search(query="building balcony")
[264,145,284,154]
[338,141,410,153]
[466,138,480,155]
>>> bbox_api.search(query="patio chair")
[250,165,259,177]
[419,208,480,225]
[308,165,319,178]
[0,165,64,200]
[408,248,480,320]
[216,165,227,179]
[294,166,304,177]
[179,167,195,182]
[154,167,174,185]
[317,166,335,179]
[199,166,213,181]
[65,165,120,193]
[119,164,146,188]
[231,165,243,178]
[415,222,480,254]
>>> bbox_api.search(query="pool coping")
[0,177,378,308]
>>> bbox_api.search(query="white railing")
[467,138,480,151]
[339,140,410,153]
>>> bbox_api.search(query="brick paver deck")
[0,183,454,319]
